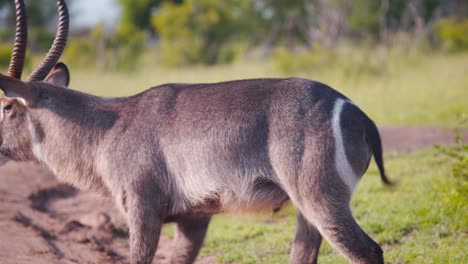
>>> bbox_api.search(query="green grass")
[63,52,468,127]
[162,147,467,263]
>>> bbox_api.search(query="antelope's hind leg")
[168,215,212,264]
[274,146,383,263]
[302,204,383,264]
[285,173,383,264]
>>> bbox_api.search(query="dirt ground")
[0,126,465,264]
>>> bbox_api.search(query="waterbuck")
[0,0,391,263]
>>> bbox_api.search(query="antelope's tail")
[365,117,391,185]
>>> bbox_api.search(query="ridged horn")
[27,0,69,82]
[7,0,28,80]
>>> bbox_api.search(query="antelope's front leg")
[126,185,165,264]
[169,215,212,264]
[290,212,322,264]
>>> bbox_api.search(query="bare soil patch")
[0,126,465,263]
[379,126,464,153]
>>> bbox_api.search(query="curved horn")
[27,0,69,82]
[7,0,28,80]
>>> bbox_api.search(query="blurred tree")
[386,0,443,33]
[118,0,161,32]
[152,0,256,65]
[0,0,76,52]
[255,0,311,51]
[435,17,468,51]
[107,24,147,70]
[118,0,182,33]
[348,0,380,36]
[0,0,74,28]
[107,0,468,67]
[63,23,147,71]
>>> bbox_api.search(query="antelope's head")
[0,0,70,166]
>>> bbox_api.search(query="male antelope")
[0,1,391,263]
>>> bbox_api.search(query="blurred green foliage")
[63,24,146,71]
[436,115,468,186]
[348,0,380,35]
[272,45,325,74]
[0,44,11,68]
[144,0,466,68]
[152,0,254,66]
[435,18,468,52]
[109,24,147,71]
[0,0,76,52]
[62,39,94,67]
[271,40,424,77]
[1,0,467,71]
[118,0,164,33]
[0,42,31,70]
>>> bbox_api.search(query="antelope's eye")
[3,104,13,113]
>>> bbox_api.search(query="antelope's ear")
[44,62,70,87]
[0,73,38,106]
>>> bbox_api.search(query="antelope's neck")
[31,97,121,193]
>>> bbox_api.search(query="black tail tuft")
[365,118,392,185]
